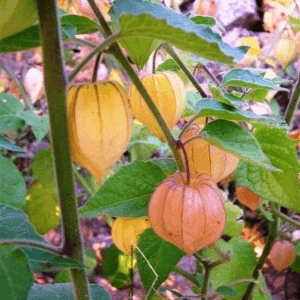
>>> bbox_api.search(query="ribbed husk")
[128,72,186,141]
[149,173,226,255]
[181,124,239,183]
[236,186,264,211]
[67,81,132,180]
[111,218,150,255]
[269,240,296,272]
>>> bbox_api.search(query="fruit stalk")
[35,1,91,299]
[242,213,279,300]
[87,0,185,172]
[285,72,300,126]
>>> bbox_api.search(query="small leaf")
[223,203,244,237]
[137,228,185,295]
[195,98,286,128]
[217,285,239,297]
[79,161,167,218]
[0,155,26,210]
[157,59,180,72]
[60,15,100,34]
[26,183,60,235]
[201,120,277,171]
[0,134,24,152]
[0,246,33,300]
[191,16,216,26]
[222,69,289,91]
[27,284,110,300]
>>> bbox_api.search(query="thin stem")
[198,64,221,87]
[242,213,279,300]
[176,139,190,185]
[284,72,300,126]
[92,53,103,82]
[201,265,212,300]
[35,1,90,299]
[178,115,205,139]
[163,44,207,98]
[270,207,300,228]
[194,252,210,269]
[0,59,34,110]
[68,32,121,83]
[174,266,200,287]
[73,168,94,198]
[0,239,62,256]
[152,43,164,74]
[183,134,204,147]
[69,38,97,48]
[87,0,185,172]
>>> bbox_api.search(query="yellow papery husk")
[182,124,240,183]
[128,72,186,141]
[275,38,297,67]
[67,81,132,181]
[111,218,150,255]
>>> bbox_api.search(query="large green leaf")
[0,155,26,210]
[79,161,167,218]
[0,135,24,152]
[223,203,244,238]
[0,205,82,271]
[113,0,246,67]
[201,120,277,171]
[209,237,257,299]
[0,246,33,300]
[195,99,286,129]
[0,115,25,133]
[222,69,290,91]
[136,229,184,296]
[60,14,100,34]
[27,284,110,300]
[26,183,60,235]
[0,93,23,115]
[235,126,300,212]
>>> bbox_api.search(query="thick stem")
[163,44,207,98]
[35,1,90,299]
[242,213,279,300]
[87,0,185,172]
[174,266,200,287]
[0,59,34,110]
[0,239,62,256]
[69,33,121,83]
[201,265,212,300]
[285,72,300,127]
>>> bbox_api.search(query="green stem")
[87,0,185,172]
[174,266,200,287]
[284,72,300,126]
[73,168,94,198]
[152,43,164,74]
[242,213,279,300]
[163,44,207,98]
[198,64,221,87]
[201,265,212,300]
[92,53,103,83]
[178,115,203,139]
[69,32,121,83]
[270,207,300,228]
[35,1,90,300]
[0,59,34,110]
[69,38,97,48]
[0,239,61,256]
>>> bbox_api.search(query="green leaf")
[182,91,203,117]
[190,16,216,26]
[20,111,49,141]
[0,93,23,115]
[0,246,33,300]
[129,136,162,161]
[252,271,272,300]
[79,161,167,218]
[201,120,277,171]
[0,205,82,271]
[113,0,246,67]
[210,237,257,299]
[27,284,110,300]
[0,115,25,133]
[0,155,26,210]
[157,58,180,72]
[223,203,244,237]
[151,158,177,175]
[217,285,239,297]
[235,126,300,212]
[136,228,185,295]
[222,69,289,91]
[0,134,24,152]
[26,183,60,235]
[291,241,300,273]
[60,15,100,34]
[103,245,133,289]
[195,98,286,129]
[31,149,56,188]
[0,25,40,53]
